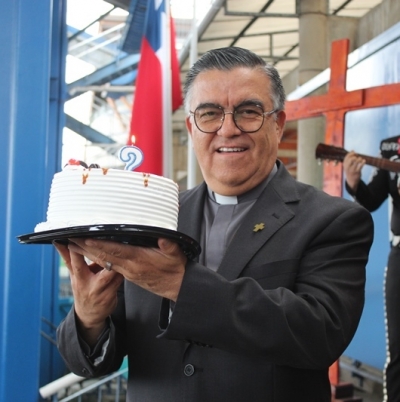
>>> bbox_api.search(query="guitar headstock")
[315,143,348,164]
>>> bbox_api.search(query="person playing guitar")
[342,135,400,402]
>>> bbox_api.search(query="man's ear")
[275,110,286,142]
[186,115,194,139]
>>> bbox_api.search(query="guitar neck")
[315,143,400,173]
[356,152,400,173]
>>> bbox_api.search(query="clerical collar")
[208,163,278,205]
[214,193,238,205]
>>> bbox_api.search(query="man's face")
[185,67,286,196]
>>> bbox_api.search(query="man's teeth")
[218,147,245,152]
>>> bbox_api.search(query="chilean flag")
[128,0,182,177]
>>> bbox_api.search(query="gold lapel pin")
[253,223,265,232]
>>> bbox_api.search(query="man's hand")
[53,242,124,346]
[343,151,366,192]
[67,238,187,302]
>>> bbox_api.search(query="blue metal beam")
[65,114,117,144]
[120,0,148,54]
[0,0,60,400]
[67,24,127,65]
[39,0,69,389]
[67,53,140,99]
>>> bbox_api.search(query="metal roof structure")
[65,0,390,170]
[179,0,384,75]
[107,0,385,76]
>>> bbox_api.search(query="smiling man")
[56,47,374,402]
[186,66,285,196]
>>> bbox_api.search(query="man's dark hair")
[184,47,286,113]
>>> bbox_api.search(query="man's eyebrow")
[195,100,265,110]
[236,99,264,108]
[195,102,221,109]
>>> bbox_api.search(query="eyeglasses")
[189,104,276,134]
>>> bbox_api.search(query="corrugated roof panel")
[198,39,233,53]
[267,0,296,14]
[248,16,298,33]
[330,0,382,16]
[227,0,274,12]
[202,19,252,39]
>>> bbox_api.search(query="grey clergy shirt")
[200,164,277,271]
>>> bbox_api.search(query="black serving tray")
[18,224,201,260]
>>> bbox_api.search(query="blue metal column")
[40,0,68,390]
[0,0,63,400]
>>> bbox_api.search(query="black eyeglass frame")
[188,104,277,134]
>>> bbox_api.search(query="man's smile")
[217,147,246,152]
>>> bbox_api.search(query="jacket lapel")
[217,165,300,280]
[177,183,207,262]
[177,164,301,277]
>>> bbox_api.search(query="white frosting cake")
[34,167,179,232]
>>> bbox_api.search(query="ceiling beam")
[67,53,140,99]
[65,114,116,144]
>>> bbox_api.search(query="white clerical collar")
[214,193,238,205]
[208,162,278,205]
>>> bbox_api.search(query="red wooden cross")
[285,38,400,196]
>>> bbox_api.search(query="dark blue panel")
[343,31,400,370]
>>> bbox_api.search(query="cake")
[34,164,179,232]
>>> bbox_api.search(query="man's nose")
[217,112,241,136]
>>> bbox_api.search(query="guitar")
[315,143,400,173]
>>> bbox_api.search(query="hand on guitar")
[343,151,366,192]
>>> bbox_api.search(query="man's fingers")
[158,238,180,254]
[69,248,92,277]
[53,241,69,260]
[53,241,73,273]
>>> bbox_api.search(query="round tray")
[18,224,201,260]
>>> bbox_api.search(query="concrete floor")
[354,388,383,402]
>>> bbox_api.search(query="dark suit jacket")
[57,161,374,402]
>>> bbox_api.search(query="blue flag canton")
[145,0,165,53]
